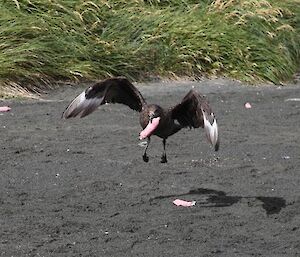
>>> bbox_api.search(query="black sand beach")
[1,78,300,256]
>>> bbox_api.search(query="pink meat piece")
[139,117,160,140]
[0,106,11,112]
[173,199,196,207]
[244,102,252,109]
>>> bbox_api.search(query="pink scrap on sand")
[244,102,252,109]
[139,117,160,140]
[0,106,11,112]
[173,199,196,207]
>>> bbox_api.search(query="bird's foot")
[161,155,167,163]
[143,154,149,163]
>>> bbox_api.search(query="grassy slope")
[0,0,299,95]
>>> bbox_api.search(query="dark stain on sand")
[150,188,286,215]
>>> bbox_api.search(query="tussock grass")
[0,0,299,95]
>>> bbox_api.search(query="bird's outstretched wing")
[62,77,146,119]
[171,90,219,151]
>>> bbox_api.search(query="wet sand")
[1,78,300,256]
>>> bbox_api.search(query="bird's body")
[63,77,219,163]
[139,104,181,139]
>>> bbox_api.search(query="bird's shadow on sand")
[150,188,286,215]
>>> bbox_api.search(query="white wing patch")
[62,91,104,119]
[201,109,219,151]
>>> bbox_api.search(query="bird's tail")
[201,109,219,151]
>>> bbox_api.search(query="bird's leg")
[142,137,150,162]
[161,138,167,163]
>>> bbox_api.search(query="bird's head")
[148,109,160,123]
[139,105,162,140]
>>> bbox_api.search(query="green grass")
[0,0,299,95]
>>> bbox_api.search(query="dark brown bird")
[62,77,219,163]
